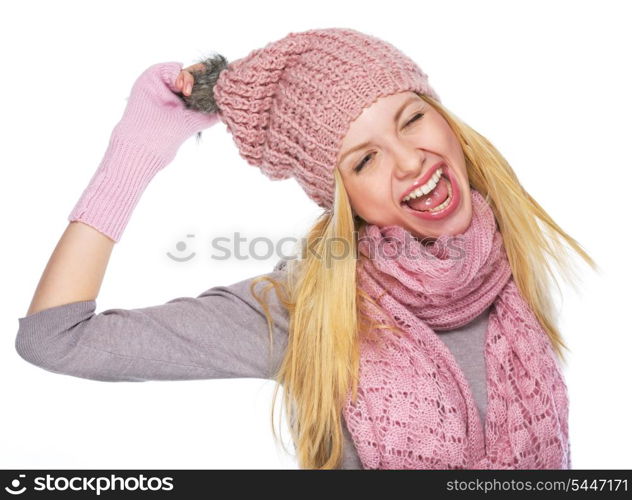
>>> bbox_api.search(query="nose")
[392,144,424,179]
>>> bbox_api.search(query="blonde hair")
[248,93,598,469]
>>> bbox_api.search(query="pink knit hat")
[188,27,441,209]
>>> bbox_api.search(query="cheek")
[349,179,393,215]
[432,122,458,150]
[430,121,466,171]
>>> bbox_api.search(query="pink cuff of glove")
[67,132,168,243]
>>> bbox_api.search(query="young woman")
[16,27,596,470]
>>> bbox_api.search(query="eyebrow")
[338,96,421,166]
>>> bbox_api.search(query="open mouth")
[400,166,460,220]
[401,173,452,213]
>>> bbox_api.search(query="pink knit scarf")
[341,189,571,469]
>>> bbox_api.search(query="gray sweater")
[15,258,490,469]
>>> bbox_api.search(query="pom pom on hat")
[180,53,229,114]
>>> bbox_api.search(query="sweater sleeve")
[15,260,290,382]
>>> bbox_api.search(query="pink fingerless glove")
[68,61,220,243]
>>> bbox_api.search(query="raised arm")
[16,58,291,384]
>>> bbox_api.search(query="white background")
[1,0,630,469]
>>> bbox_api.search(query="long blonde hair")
[248,93,598,469]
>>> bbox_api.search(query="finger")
[183,62,205,73]
[182,72,196,95]
[177,63,204,95]
[176,71,191,93]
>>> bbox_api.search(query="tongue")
[405,176,450,212]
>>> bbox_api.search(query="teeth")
[402,168,443,202]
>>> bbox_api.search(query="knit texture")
[68,62,219,242]
[342,190,571,469]
[211,27,440,209]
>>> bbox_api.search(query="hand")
[67,61,221,243]
[112,61,220,166]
